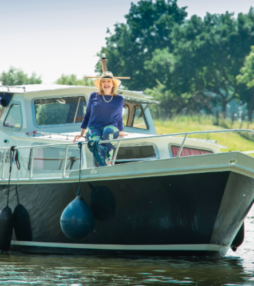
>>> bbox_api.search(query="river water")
[0,208,253,286]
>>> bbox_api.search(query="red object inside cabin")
[171,146,212,157]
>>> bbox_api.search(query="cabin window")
[34,96,87,126]
[170,146,213,157]
[132,106,148,130]
[116,145,156,162]
[122,104,129,126]
[3,104,22,129]
[28,146,80,171]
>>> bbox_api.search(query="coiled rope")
[87,139,107,167]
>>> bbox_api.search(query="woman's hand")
[73,129,86,143]
[119,131,128,136]
[73,135,82,143]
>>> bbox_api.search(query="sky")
[0,0,253,84]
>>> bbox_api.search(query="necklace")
[103,95,113,103]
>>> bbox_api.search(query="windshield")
[122,104,129,126]
[4,104,22,129]
[132,106,148,129]
[34,96,87,125]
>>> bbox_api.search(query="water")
[0,208,253,286]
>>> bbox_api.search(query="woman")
[73,71,127,165]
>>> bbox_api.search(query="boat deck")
[0,129,253,184]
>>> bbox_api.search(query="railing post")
[30,148,34,179]
[82,144,86,169]
[1,150,6,180]
[62,145,69,177]
[112,141,121,165]
[177,134,188,158]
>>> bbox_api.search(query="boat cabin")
[0,85,158,135]
[0,84,221,181]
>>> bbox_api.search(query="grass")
[154,115,254,154]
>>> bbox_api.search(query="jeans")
[86,125,119,161]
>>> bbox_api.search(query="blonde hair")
[98,80,118,96]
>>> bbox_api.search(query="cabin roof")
[0,84,160,105]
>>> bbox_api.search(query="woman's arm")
[81,93,93,130]
[73,93,94,143]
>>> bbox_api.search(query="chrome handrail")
[4,128,254,151]
[1,128,254,180]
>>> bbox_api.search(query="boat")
[0,66,254,257]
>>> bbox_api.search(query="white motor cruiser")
[0,74,253,257]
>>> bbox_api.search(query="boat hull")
[1,170,253,257]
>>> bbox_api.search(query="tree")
[55,74,94,86]
[146,80,214,117]
[237,45,254,120]
[237,46,254,88]
[195,10,254,117]
[96,0,187,90]
[0,67,42,85]
[145,9,254,117]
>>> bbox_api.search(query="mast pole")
[100,53,108,72]
[84,53,130,79]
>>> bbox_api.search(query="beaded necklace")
[102,95,113,103]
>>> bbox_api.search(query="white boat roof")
[0,84,160,105]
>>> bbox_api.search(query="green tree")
[146,80,213,117]
[55,74,94,86]
[0,67,42,85]
[145,10,254,116]
[237,46,254,88]
[195,10,254,117]
[96,0,187,90]
[237,45,254,120]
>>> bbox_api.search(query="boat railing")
[0,128,254,181]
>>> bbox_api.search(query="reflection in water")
[0,208,253,285]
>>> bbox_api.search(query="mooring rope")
[77,142,82,196]
[87,139,107,167]
[15,185,20,205]
[6,146,20,207]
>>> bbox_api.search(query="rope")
[14,149,20,170]
[77,142,82,196]
[6,146,20,207]
[87,139,107,167]
[15,185,20,205]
